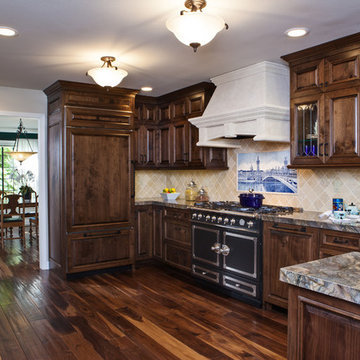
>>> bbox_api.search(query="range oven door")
[222,231,259,279]
[192,225,220,267]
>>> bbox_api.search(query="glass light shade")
[87,67,128,87]
[166,11,225,48]
[9,151,36,163]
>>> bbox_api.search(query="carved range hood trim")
[189,61,290,148]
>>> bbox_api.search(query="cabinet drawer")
[192,264,219,283]
[164,242,191,271]
[164,208,190,222]
[223,275,258,298]
[68,229,133,272]
[320,231,359,250]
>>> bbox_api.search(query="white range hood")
[189,61,290,147]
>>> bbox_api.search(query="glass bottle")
[185,180,198,201]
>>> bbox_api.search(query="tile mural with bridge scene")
[237,150,297,194]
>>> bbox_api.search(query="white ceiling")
[1,0,360,96]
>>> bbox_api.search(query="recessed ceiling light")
[0,26,18,37]
[285,27,309,38]
[141,86,153,92]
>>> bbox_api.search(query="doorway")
[0,111,48,269]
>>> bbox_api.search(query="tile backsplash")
[135,139,360,212]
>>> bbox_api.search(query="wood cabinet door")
[290,59,324,95]
[204,147,228,169]
[188,124,204,168]
[157,123,173,167]
[173,119,189,167]
[263,222,319,308]
[290,94,326,167]
[288,286,360,360]
[135,206,153,261]
[324,87,360,165]
[325,51,360,89]
[65,127,133,232]
[153,206,163,259]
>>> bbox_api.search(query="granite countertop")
[280,252,360,304]
[135,197,195,210]
[135,198,360,233]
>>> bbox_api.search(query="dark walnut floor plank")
[0,234,287,360]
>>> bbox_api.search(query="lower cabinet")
[263,222,319,309]
[135,205,153,261]
[287,285,360,360]
[68,228,134,273]
[263,221,360,309]
[135,205,191,271]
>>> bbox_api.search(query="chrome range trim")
[192,225,221,266]
[223,231,258,279]
[191,218,258,234]
[192,264,220,284]
[190,206,260,218]
[223,275,257,297]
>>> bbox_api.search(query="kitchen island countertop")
[280,251,360,304]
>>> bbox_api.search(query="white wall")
[0,86,49,270]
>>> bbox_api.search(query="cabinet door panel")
[66,128,131,231]
[135,206,153,260]
[263,222,319,308]
[153,207,163,259]
[164,242,191,271]
[188,125,204,168]
[173,120,189,167]
[290,94,325,166]
[69,229,132,272]
[204,148,228,169]
[325,88,360,164]
[157,125,172,167]
[326,52,360,87]
[290,59,324,94]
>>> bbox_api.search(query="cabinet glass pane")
[296,103,319,157]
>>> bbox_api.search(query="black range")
[190,201,293,307]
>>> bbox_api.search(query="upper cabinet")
[283,32,360,168]
[134,82,228,170]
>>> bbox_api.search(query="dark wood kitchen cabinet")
[287,285,360,360]
[135,205,153,261]
[134,82,227,170]
[283,32,360,168]
[163,207,192,272]
[263,222,319,309]
[45,80,138,276]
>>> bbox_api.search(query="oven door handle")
[220,244,230,256]
[211,242,221,254]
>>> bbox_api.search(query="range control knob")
[217,217,223,223]
[192,213,197,219]
[230,218,236,225]
[197,214,203,220]
[223,218,229,224]
[247,220,254,228]
[205,215,211,221]
[239,218,245,226]
[211,216,217,222]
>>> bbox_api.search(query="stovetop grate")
[193,201,294,215]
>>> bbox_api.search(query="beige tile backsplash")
[135,139,360,212]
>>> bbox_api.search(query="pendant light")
[87,56,128,87]
[9,119,37,164]
[166,0,228,52]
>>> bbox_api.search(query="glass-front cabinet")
[290,94,325,166]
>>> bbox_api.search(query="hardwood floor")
[0,235,287,360]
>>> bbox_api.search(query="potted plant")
[10,169,35,200]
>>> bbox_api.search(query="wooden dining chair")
[1,194,26,248]
[29,194,39,242]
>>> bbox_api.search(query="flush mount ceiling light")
[0,26,18,37]
[141,86,153,92]
[285,27,310,38]
[87,56,128,87]
[166,0,228,52]
[9,119,37,164]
